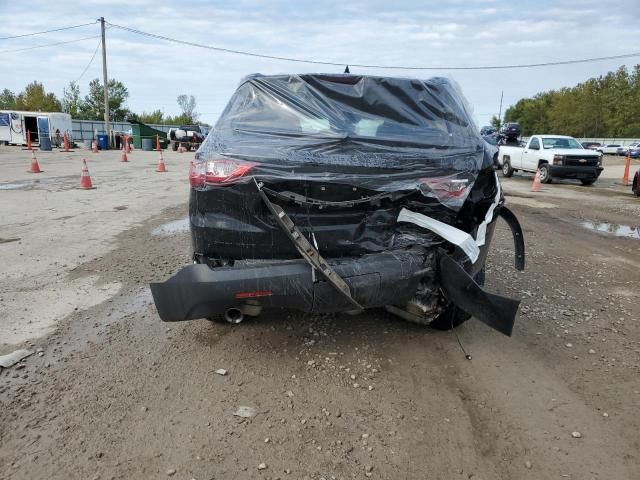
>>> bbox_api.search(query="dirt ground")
[1,147,639,479]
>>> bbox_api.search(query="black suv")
[499,122,521,139]
[151,74,524,335]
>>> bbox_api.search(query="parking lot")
[1,145,639,479]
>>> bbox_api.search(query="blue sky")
[1,0,639,126]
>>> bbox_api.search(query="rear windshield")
[203,74,485,160]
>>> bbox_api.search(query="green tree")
[0,88,16,109]
[504,64,640,137]
[62,81,82,117]
[490,115,501,129]
[14,81,61,112]
[176,94,198,123]
[135,109,165,124]
[80,78,130,121]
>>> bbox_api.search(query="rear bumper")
[549,165,603,179]
[150,249,427,321]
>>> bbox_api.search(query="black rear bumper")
[150,249,427,321]
[150,247,522,336]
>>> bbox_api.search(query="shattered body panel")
[151,74,524,334]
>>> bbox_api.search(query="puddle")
[151,217,190,236]
[0,176,77,191]
[580,221,640,239]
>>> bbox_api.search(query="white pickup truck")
[498,135,603,185]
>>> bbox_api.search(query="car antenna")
[344,65,350,73]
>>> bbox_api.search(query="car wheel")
[580,178,596,186]
[171,142,178,151]
[502,159,514,177]
[539,164,552,184]
[429,268,485,331]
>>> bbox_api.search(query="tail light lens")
[419,177,470,202]
[189,157,256,187]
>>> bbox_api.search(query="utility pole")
[497,90,504,127]
[100,17,110,146]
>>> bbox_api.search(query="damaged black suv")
[151,74,525,335]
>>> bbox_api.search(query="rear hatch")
[190,74,495,261]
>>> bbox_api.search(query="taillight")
[189,157,256,187]
[419,177,470,202]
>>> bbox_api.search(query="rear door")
[37,116,50,143]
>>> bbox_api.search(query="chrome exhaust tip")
[224,308,244,324]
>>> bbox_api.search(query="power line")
[74,39,102,83]
[0,35,101,55]
[0,21,97,40]
[107,21,640,71]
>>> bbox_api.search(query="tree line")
[0,79,203,126]
[502,64,640,138]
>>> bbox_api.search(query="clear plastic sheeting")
[197,74,494,210]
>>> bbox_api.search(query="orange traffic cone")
[154,135,161,152]
[63,133,71,152]
[27,130,33,151]
[121,150,129,162]
[124,135,131,154]
[622,153,631,186]
[79,159,96,189]
[27,151,43,173]
[531,169,543,192]
[156,151,167,172]
[178,145,184,153]
[92,140,99,153]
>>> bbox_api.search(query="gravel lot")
[1,146,639,479]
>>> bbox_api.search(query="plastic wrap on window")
[196,74,493,210]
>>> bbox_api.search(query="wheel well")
[537,160,548,168]
[503,155,510,163]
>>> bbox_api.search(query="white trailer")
[0,110,73,147]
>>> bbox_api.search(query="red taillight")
[419,177,470,201]
[189,157,256,187]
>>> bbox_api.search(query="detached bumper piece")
[150,250,426,322]
[438,253,519,336]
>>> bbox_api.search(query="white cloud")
[1,0,639,126]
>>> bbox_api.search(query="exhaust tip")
[224,308,244,324]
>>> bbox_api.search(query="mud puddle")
[580,221,640,239]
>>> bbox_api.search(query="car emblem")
[579,158,586,163]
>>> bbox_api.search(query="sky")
[1,0,640,127]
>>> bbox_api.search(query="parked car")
[150,74,525,336]
[499,135,602,185]
[499,122,521,139]
[633,170,640,196]
[581,142,601,150]
[597,144,623,155]
[628,146,640,159]
[480,125,497,136]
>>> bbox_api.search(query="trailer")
[0,110,73,147]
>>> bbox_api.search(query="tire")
[502,159,514,177]
[171,142,178,151]
[429,268,485,331]
[539,163,552,184]
[580,178,596,186]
